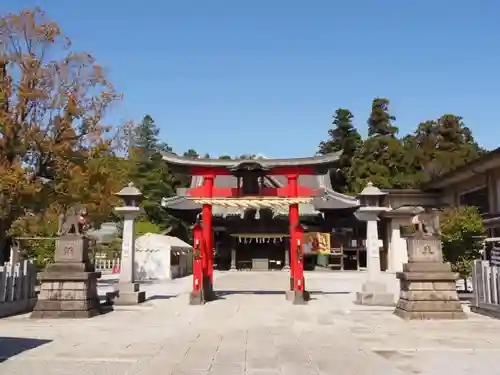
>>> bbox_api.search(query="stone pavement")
[1,271,500,375]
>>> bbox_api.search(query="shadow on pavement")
[0,337,52,363]
[147,295,175,301]
[215,290,351,296]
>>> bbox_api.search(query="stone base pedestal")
[394,262,466,320]
[114,283,146,305]
[285,290,310,304]
[189,276,215,305]
[356,281,395,306]
[190,289,204,305]
[202,276,215,301]
[31,268,101,319]
[31,235,101,319]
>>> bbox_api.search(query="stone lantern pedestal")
[394,223,466,320]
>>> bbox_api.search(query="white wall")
[387,218,408,272]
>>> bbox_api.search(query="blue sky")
[4,1,500,157]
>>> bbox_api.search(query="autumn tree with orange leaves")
[0,8,129,261]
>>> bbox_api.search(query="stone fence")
[471,260,500,318]
[0,260,38,318]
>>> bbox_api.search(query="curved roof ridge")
[162,151,341,172]
[324,187,359,205]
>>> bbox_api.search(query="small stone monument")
[394,213,466,320]
[31,207,101,319]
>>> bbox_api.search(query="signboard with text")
[303,232,331,254]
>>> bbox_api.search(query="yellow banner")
[304,232,331,254]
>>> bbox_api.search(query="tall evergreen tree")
[403,115,484,184]
[318,109,361,193]
[367,98,399,137]
[131,115,171,160]
[129,115,180,233]
[350,98,409,191]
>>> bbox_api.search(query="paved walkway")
[1,271,500,375]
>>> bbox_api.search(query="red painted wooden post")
[191,223,204,303]
[202,175,215,299]
[294,224,305,292]
[288,174,299,291]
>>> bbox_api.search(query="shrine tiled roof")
[161,152,341,174]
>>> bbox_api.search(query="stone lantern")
[116,182,143,208]
[357,182,386,208]
[114,182,146,305]
[354,182,394,306]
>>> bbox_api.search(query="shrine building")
[160,152,441,279]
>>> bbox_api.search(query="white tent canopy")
[134,233,193,281]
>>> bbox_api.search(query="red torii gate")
[161,153,341,305]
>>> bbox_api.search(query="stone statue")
[410,214,425,234]
[410,209,440,236]
[395,209,465,320]
[58,206,90,236]
[33,205,99,319]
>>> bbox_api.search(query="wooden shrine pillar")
[294,224,305,292]
[190,223,205,304]
[286,174,309,304]
[288,175,298,291]
[202,175,215,301]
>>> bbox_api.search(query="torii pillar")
[190,223,205,304]
[202,175,215,301]
[286,174,309,304]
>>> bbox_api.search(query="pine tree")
[403,115,484,184]
[130,115,178,228]
[318,109,361,193]
[131,115,158,159]
[350,98,409,191]
[131,115,171,159]
[367,98,398,137]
